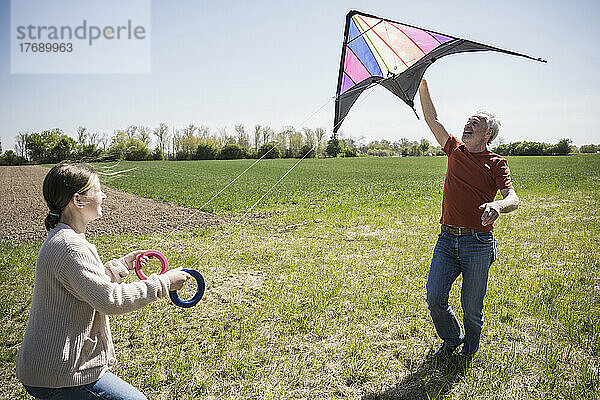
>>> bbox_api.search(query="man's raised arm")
[419,79,449,148]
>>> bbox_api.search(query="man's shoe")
[431,343,455,362]
[456,351,475,367]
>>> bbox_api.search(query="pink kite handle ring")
[134,250,169,280]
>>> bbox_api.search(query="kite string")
[154,146,278,248]
[186,142,318,270]
[154,96,334,250]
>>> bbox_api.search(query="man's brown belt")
[441,224,478,236]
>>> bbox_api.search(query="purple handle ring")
[134,250,169,280]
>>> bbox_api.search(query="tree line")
[491,138,584,156]
[0,125,596,166]
[0,124,442,165]
[1,124,327,165]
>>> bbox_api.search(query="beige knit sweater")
[16,223,171,388]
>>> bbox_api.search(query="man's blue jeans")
[23,371,147,400]
[426,230,497,355]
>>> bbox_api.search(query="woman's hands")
[123,250,190,290]
[122,250,149,270]
[165,269,190,291]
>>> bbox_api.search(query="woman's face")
[79,175,106,222]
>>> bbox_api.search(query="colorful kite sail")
[334,10,546,132]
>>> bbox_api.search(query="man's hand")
[479,202,501,226]
[479,188,520,226]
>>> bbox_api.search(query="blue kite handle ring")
[169,268,205,308]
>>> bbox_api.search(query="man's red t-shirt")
[441,134,513,232]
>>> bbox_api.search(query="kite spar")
[334,10,547,132]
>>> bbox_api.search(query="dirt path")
[0,165,225,243]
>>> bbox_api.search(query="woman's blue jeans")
[23,371,147,400]
[426,230,497,356]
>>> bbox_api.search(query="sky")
[1,0,599,151]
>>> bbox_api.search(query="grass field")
[1,155,599,399]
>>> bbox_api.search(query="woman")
[16,162,190,399]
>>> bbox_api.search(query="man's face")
[462,115,490,145]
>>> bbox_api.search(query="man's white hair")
[475,110,501,145]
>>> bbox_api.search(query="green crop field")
[2,155,599,399]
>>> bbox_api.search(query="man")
[418,78,519,361]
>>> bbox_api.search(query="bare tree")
[278,126,296,157]
[253,124,262,152]
[172,127,182,155]
[125,125,138,139]
[183,124,197,137]
[302,127,315,146]
[137,126,152,147]
[314,127,326,158]
[88,131,100,147]
[218,126,234,144]
[152,123,169,155]
[234,124,249,149]
[15,132,29,159]
[315,127,326,144]
[99,132,110,150]
[77,126,87,146]
[275,129,288,155]
[261,125,274,145]
[197,125,210,139]
[287,127,303,157]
